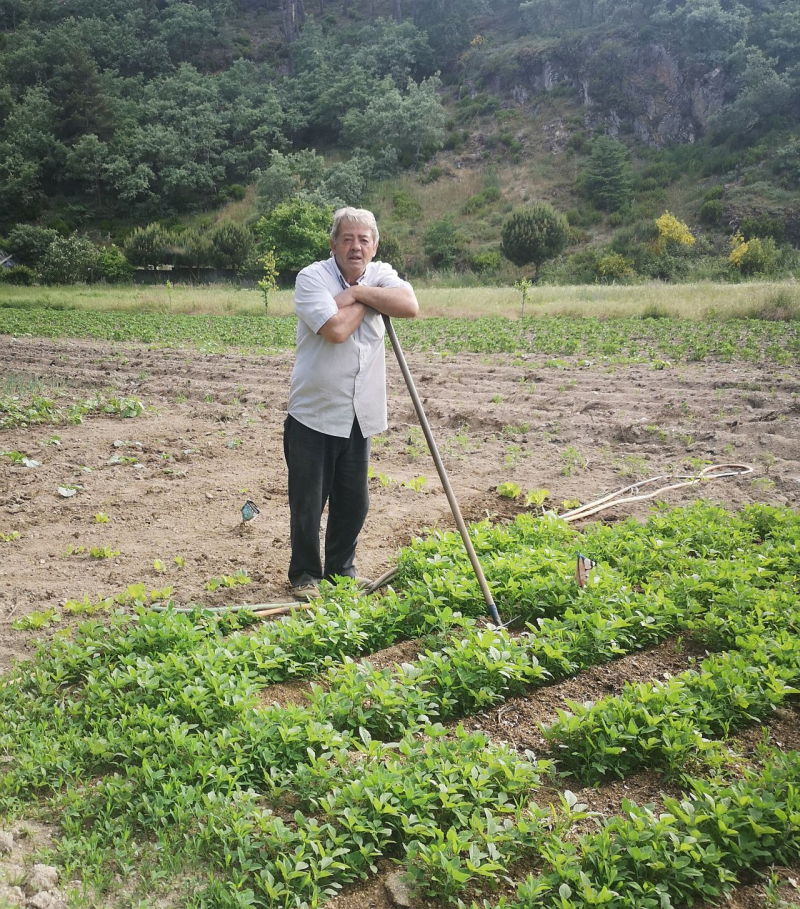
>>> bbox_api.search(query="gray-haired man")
[284,207,419,601]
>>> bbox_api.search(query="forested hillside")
[1,0,798,285]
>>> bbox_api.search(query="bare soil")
[1,334,799,908]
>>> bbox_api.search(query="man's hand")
[344,284,419,319]
[334,286,359,310]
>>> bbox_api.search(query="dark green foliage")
[4,224,59,268]
[0,265,35,285]
[173,229,213,272]
[741,213,786,242]
[209,222,253,271]
[581,137,633,212]
[392,190,422,219]
[123,223,171,271]
[471,250,503,274]
[423,216,467,269]
[699,199,724,225]
[376,232,405,273]
[500,203,569,278]
[95,244,133,283]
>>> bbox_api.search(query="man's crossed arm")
[318,284,419,344]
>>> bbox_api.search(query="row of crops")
[0,502,798,907]
[0,305,798,363]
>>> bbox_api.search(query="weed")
[560,446,587,476]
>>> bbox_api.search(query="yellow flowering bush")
[729,231,777,275]
[655,211,695,248]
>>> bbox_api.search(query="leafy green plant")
[0,530,20,543]
[496,482,522,499]
[90,546,120,559]
[12,608,61,630]
[205,569,251,591]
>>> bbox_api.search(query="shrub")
[729,232,778,276]
[655,211,696,249]
[704,185,725,201]
[699,199,723,226]
[423,217,467,268]
[471,250,503,274]
[740,214,785,243]
[392,190,421,219]
[4,225,59,268]
[95,245,134,283]
[461,194,486,215]
[596,253,634,281]
[0,265,35,285]
[39,234,99,285]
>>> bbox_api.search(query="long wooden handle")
[383,315,503,626]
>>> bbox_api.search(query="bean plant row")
[0,306,798,364]
[0,502,797,907]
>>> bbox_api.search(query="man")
[284,207,419,601]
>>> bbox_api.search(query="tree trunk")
[342,0,349,15]
[411,0,419,25]
[319,0,324,15]
[281,0,302,44]
[393,0,402,21]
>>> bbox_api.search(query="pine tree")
[500,203,569,280]
[582,136,633,212]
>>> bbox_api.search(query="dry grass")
[2,279,798,320]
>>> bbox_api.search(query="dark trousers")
[283,414,371,587]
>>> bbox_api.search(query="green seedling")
[94,513,110,524]
[0,530,20,543]
[12,608,60,630]
[90,546,120,559]
[497,481,522,499]
[524,488,550,509]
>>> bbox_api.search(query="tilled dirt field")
[1,334,799,908]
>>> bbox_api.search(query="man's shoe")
[291,582,321,602]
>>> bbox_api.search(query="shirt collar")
[331,255,366,288]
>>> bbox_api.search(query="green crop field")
[0,503,799,907]
[0,299,799,908]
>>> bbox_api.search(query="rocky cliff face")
[495,42,731,147]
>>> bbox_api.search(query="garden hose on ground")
[147,464,752,621]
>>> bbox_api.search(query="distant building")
[0,250,18,269]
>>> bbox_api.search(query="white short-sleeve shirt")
[288,256,412,438]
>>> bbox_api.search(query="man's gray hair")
[330,207,380,244]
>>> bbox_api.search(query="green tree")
[581,137,633,212]
[123,223,171,270]
[342,75,446,164]
[253,199,332,275]
[4,225,59,268]
[209,222,254,271]
[500,203,569,280]
[175,228,214,276]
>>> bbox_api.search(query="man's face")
[331,220,378,281]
